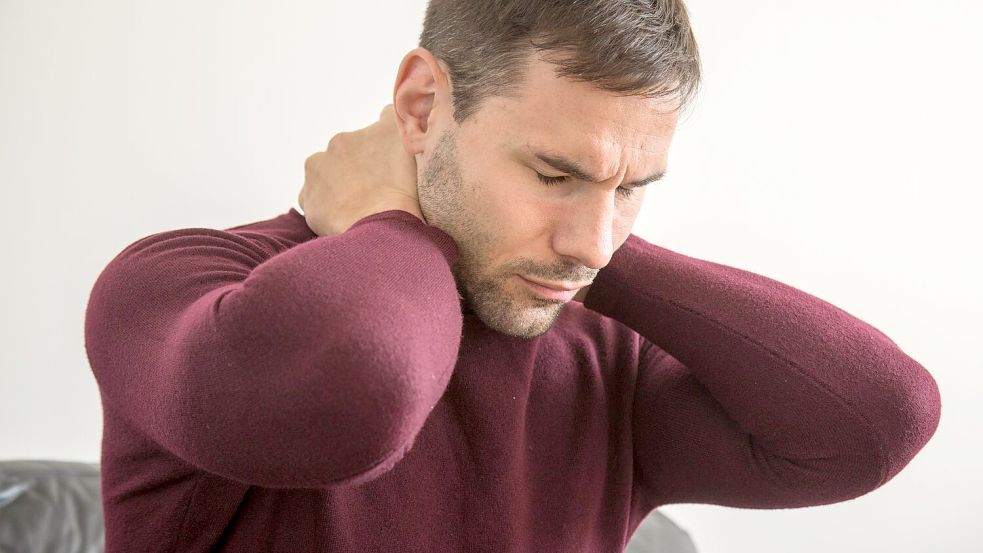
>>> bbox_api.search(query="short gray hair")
[419,0,702,124]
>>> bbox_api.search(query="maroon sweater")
[83,207,941,552]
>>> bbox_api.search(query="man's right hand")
[298,105,427,237]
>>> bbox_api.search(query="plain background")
[1,1,980,552]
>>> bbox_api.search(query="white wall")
[1,1,980,552]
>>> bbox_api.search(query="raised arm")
[582,234,941,509]
[84,210,462,489]
[85,105,465,489]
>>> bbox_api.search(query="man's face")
[417,54,678,339]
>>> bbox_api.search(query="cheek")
[474,178,535,237]
[490,176,558,236]
[462,159,531,221]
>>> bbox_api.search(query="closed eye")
[536,172,636,199]
[536,173,568,186]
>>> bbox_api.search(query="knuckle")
[303,152,321,173]
[327,132,348,148]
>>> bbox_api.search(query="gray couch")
[0,459,696,552]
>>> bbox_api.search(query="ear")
[392,47,453,156]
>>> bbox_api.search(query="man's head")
[392,0,700,339]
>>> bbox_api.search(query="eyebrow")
[532,150,667,188]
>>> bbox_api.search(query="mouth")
[517,276,581,301]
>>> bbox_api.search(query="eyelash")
[536,173,636,199]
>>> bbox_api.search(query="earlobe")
[393,48,450,153]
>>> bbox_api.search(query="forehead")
[484,53,679,168]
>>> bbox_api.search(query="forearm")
[584,234,941,484]
[85,210,464,488]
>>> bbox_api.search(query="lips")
[522,277,585,292]
[518,276,580,301]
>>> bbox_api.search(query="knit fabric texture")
[83,207,941,552]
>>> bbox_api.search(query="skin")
[390,47,680,339]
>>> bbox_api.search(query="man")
[84,1,941,551]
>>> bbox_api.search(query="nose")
[551,194,617,271]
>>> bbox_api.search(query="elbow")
[825,356,943,499]
[164,307,432,489]
[870,358,942,489]
[766,359,942,506]
[156,263,461,489]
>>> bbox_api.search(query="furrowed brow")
[533,151,666,187]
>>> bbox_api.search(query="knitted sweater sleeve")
[84,210,463,489]
[583,234,941,509]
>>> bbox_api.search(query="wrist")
[376,201,426,224]
[352,204,424,229]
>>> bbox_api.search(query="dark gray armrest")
[0,459,696,553]
[625,509,699,553]
[0,459,105,553]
